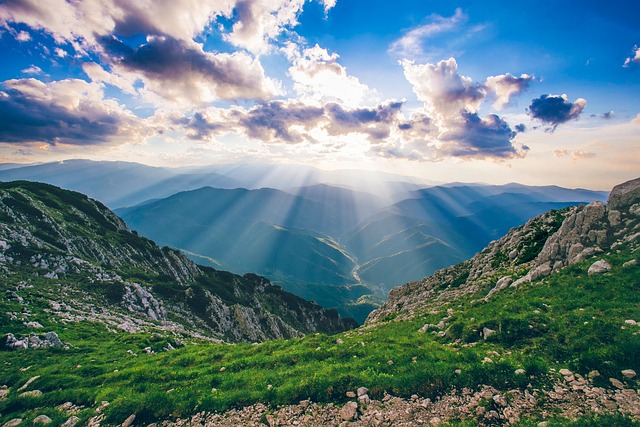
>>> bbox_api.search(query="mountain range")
[0,177,637,427]
[0,160,608,322]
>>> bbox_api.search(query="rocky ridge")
[0,181,355,343]
[367,177,640,324]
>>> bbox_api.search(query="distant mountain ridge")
[0,160,608,322]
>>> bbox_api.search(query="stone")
[621,369,637,379]
[357,394,370,405]
[429,417,441,426]
[345,391,356,398]
[2,419,22,427]
[623,259,638,268]
[339,401,358,421]
[610,378,625,389]
[559,369,572,377]
[607,177,640,211]
[482,357,494,364]
[61,416,80,427]
[357,387,368,397]
[625,319,637,325]
[121,414,136,427]
[18,376,40,391]
[32,415,52,424]
[515,369,526,375]
[336,339,344,345]
[492,394,507,406]
[482,327,496,340]
[588,260,611,275]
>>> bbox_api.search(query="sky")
[0,0,638,190]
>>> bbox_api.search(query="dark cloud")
[515,123,526,132]
[236,101,325,143]
[527,94,587,130]
[325,101,404,141]
[0,79,143,146]
[100,35,277,103]
[176,112,226,141]
[441,111,524,159]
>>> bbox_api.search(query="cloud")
[401,57,485,121]
[321,0,337,14]
[0,78,149,146]
[285,44,374,107]
[623,45,640,68]
[16,30,31,41]
[324,101,404,141]
[438,111,525,159]
[21,65,43,75]
[0,0,234,52]
[572,150,596,160]
[515,123,526,132]
[100,35,279,105]
[222,0,306,54]
[554,149,568,157]
[634,113,640,124]
[527,94,587,130]
[485,73,534,110]
[389,8,467,58]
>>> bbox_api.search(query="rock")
[559,369,572,377]
[621,369,637,379]
[515,369,526,375]
[624,319,637,325]
[2,419,22,427]
[357,394,371,405]
[482,357,494,364]
[339,401,358,421]
[357,387,368,397]
[61,417,80,427]
[588,260,611,275]
[336,338,344,345]
[32,415,52,425]
[486,276,512,299]
[429,417,441,426]
[345,391,356,398]
[610,378,625,389]
[482,327,496,340]
[607,177,640,211]
[623,259,638,267]
[19,390,42,398]
[492,394,507,407]
[121,414,135,427]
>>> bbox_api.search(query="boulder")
[339,401,358,421]
[32,415,52,425]
[588,260,611,275]
[621,369,637,379]
[2,419,22,427]
[61,417,79,427]
[607,177,640,211]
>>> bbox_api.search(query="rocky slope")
[367,177,640,324]
[0,181,356,343]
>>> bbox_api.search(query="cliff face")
[0,181,355,342]
[367,177,640,324]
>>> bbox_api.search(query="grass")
[1,245,638,425]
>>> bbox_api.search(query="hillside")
[0,178,637,427]
[0,181,356,344]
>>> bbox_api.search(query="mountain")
[0,160,241,208]
[0,179,637,427]
[0,181,356,343]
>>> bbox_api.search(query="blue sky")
[0,0,638,189]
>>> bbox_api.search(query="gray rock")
[61,417,80,427]
[19,390,42,398]
[357,387,368,397]
[610,378,625,389]
[2,419,22,427]
[18,376,40,391]
[339,401,358,421]
[588,260,611,275]
[621,369,636,379]
[482,327,496,340]
[32,415,52,425]
[607,177,640,211]
[121,414,136,427]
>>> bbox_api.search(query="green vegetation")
[1,246,638,425]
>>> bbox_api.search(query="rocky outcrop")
[367,177,640,324]
[0,181,356,343]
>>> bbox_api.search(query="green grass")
[1,246,638,426]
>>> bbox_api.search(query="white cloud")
[223,0,306,54]
[401,57,485,123]
[389,8,467,58]
[16,30,31,41]
[21,65,43,75]
[485,73,534,110]
[286,44,375,107]
[321,0,337,14]
[0,78,151,146]
[623,45,640,67]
